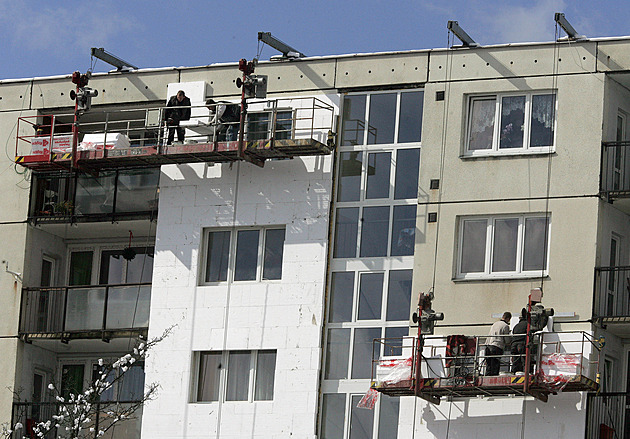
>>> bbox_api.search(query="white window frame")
[456,214,551,280]
[192,350,276,403]
[67,243,154,286]
[199,227,285,285]
[464,91,557,156]
[41,255,56,287]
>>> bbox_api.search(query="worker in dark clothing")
[164,90,191,144]
[511,308,528,373]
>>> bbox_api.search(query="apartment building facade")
[2,34,630,439]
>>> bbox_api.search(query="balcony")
[29,168,159,225]
[594,266,630,335]
[585,392,630,439]
[11,401,143,439]
[600,141,630,213]
[19,283,150,342]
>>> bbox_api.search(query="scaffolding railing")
[15,97,336,162]
[371,331,600,398]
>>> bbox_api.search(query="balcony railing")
[20,283,151,339]
[11,401,143,439]
[600,141,630,199]
[594,266,630,319]
[585,392,629,439]
[29,168,159,224]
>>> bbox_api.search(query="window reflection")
[367,93,397,145]
[366,152,391,199]
[398,91,423,143]
[334,208,359,258]
[360,206,389,257]
[338,152,363,202]
[342,95,367,146]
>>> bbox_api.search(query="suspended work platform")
[371,331,600,404]
[15,97,335,173]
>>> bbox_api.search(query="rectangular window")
[341,91,423,146]
[69,251,93,286]
[247,110,293,141]
[195,350,276,402]
[465,92,555,155]
[201,227,285,284]
[457,214,550,279]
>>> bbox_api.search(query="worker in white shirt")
[485,311,511,376]
[206,99,240,141]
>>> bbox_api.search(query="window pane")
[386,270,412,321]
[394,148,420,199]
[105,285,151,329]
[234,230,259,281]
[325,329,350,379]
[115,168,160,213]
[92,366,115,402]
[342,95,366,146]
[205,231,230,282]
[197,352,222,402]
[247,112,270,141]
[338,152,363,202]
[119,363,145,401]
[334,208,359,258]
[351,327,380,379]
[366,152,391,199]
[468,98,495,151]
[69,251,93,286]
[100,250,125,284]
[126,248,154,283]
[263,229,285,280]
[329,272,354,323]
[275,111,293,140]
[491,218,519,272]
[254,350,276,401]
[391,205,416,256]
[384,327,409,356]
[378,395,400,438]
[523,217,549,271]
[460,219,487,273]
[226,351,250,401]
[61,364,84,400]
[530,94,555,147]
[65,287,105,331]
[75,171,116,215]
[41,259,53,287]
[359,206,390,258]
[367,93,397,145]
[499,96,525,149]
[357,273,384,320]
[350,395,374,439]
[398,91,423,143]
[322,394,346,439]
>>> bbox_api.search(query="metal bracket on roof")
[447,21,478,48]
[257,32,305,59]
[90,48,138,72]
[554,13,586,41]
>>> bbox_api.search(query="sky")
[0,0,628,81]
